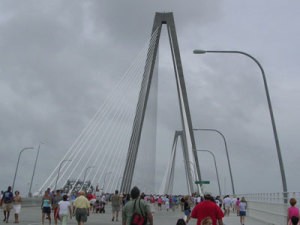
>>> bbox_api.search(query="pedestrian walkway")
[2,205,268,225]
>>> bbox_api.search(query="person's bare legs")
[47,213,51,225]
[240,216,245,225]
[3,210,7,221]
[116,211,119,221]
[6,211,10,223]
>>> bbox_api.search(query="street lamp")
[193,49,288,202]
[196,149,222,196]
[102,171,112,193]
[54,159,72,191]
[28,142,44,197]
[12,147,35,191]
[193,128,235,195]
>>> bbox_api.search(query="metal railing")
[238,192,300,225]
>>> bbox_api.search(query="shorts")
[13,204,21,214]
[3,203,13,211]
[184,209,191,216]
[112,206,120,213]
[240,211,246,216]
[43,207,51,214]
[75,208,88,222]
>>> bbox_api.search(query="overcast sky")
[0,0,299,196]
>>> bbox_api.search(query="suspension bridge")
[37,12,201,197]
[23,12,296,225]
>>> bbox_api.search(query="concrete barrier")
[21,197,42,207]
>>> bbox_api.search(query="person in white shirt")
[231,197,237,213]
[223,195,232,216]
[58,195,72,225]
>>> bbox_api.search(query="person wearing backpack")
[1,186,14,223]
[122,186,153,225]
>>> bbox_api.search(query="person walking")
[41,191,52,225]
[187,193,224,225]
[165,196,170,211]
[58,195,72,225]
[239,197,247,225]
[223,195,231,216]
[2,186,14,223]
[236,197,240,216]
[183,196,191,222]
[13,191,22,223]
[157,196,163,211]
[287,198,299,225]
[52,190,63,225]
[122,186,153,225]
[73,191,90,225]
[111,190,122,222]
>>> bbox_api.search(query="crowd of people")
[1,185,300,225]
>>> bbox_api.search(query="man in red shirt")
[187,193,224,225]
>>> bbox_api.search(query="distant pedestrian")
[1,186,14,223]
[165,196,170,211]
[52,190,63,225]
[236,197,240,216]
[122,186,153,225]
[157,196,163,211]
[287,198,299,225]
[180,196,185,212]
[187,193,224,225]
[13,191,22,223]
[183,196,191,222]
[73,191,90,225]
[41,191,51,224]
[223,195,231,216]
[41,191,52,225]
[239,197,247,225]
[58,195,72,225]
[231,197,237,213]
[111,190,122,222]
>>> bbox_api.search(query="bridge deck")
[2,205,267,225]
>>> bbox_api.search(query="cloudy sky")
[0,0,299,196]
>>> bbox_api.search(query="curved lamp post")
[54,159,72,191]
[12,147,35,191]
[193,49,288,202]
[193,128,235,195]
[28,142,44,197]
[196,149,222,196]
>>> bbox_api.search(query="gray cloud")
[0,0,299,195]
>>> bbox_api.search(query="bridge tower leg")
[120,12,202,194]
